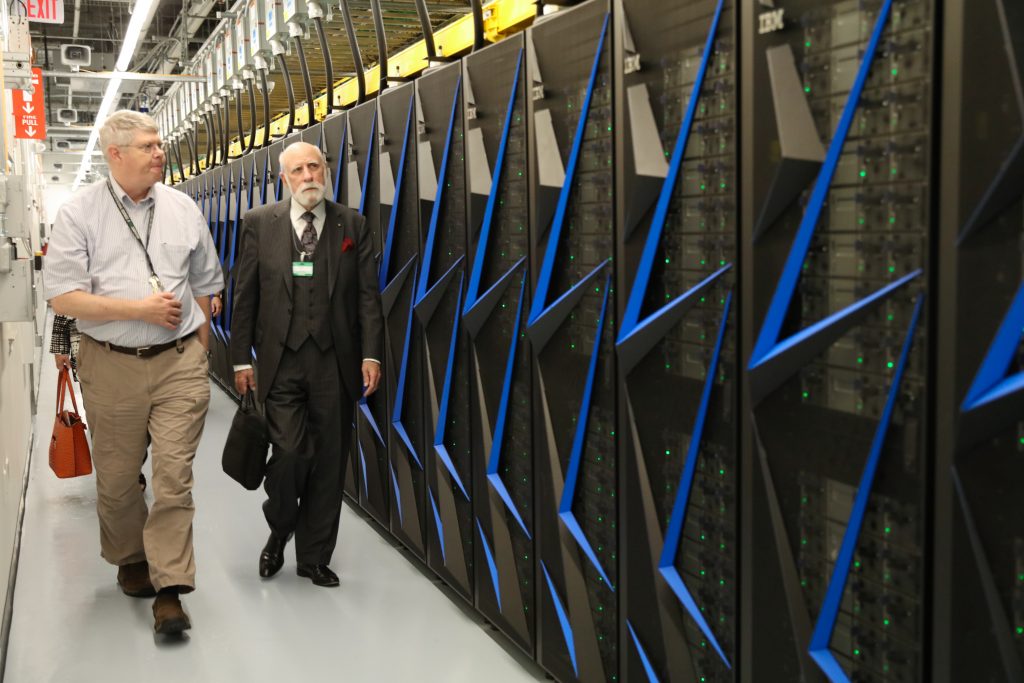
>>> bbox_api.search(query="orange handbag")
[49,367,92,478]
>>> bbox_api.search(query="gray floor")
[4,334,544,683]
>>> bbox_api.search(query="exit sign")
[26,0,64,24]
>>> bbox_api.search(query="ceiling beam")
[41,70,204,82]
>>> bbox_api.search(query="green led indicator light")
[889,266,896,273]
[804,86,811,93]
[802,391,810,399]
[857,356,864,364]
[887,361,895,369]
[853,648,861,657]
[891,68,899,76]
[859,170,867,178]
[805,41,811,48]
[884,526,892,534]
[883,618,891,626]
[1018,627,1024,635]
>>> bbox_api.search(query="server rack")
[324,110,363,503]
[221,154,251,389]
[378,82,425,556]
[210,164,232,383]
[346,97,389,524]
[740,1,934,681]
[463,33,536,655]
[254,145,272,207]
[935,1,1024,681]
[526,1,618,680]
[615,0,738,681]
[302,120,324,148]
[413,62,474,598]
[268,138,285,204]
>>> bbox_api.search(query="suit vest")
[284,234,333,352]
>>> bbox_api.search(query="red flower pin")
[342,237,355,253]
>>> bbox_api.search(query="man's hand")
[235,368,256,395]
[54,354,71,371]
[210,294,223,317]
[362,361,381,396]
[138,292,182,330]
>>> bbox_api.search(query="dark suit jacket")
[230,198,383,403]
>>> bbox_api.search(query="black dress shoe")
[259,532,290,578]
[297,563,339,587]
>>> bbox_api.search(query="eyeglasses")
[121,142,165,155]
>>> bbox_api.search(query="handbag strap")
[56,367,79,416]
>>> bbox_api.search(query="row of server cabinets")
[172,0,1023,681]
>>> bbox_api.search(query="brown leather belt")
[101,331,196,358]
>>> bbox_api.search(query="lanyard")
[106,180,162,292]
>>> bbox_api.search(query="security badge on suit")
[230,142,383,588]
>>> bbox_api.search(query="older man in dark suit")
[231,141,383,587]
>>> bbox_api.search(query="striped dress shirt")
[44,177,224,348]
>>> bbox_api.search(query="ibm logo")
[758,0,785,34]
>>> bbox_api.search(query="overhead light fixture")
[72,0,160,190]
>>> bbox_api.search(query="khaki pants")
[77,334,210,592]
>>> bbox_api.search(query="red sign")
[13,68,46,140]
[26,0,64,24]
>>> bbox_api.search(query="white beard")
[294,182,325,208]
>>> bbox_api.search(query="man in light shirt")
[231,141,382,588]
[44,110,223,635]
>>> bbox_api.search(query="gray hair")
[278,141,327,173]
[99,110,159,160]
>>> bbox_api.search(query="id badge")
[148,275,163,293]
[292,261,314,277]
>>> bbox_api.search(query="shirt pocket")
[156,243,193,280]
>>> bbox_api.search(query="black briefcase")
[221,391,268,490]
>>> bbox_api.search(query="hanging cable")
[276,52,297,136]
[338,0,365,104]
[313,16,334,113]
[188,128,200,176]
[206,110,219,166]
[173,137,186,183]
[293,35,315,127]
[244,79,257,153]
[369,0,388,92]
[414,0,436,60]
[470,0,485,51]
[203,112,215,167]
[179,131,191,178]
[234,90,247,155]
[259,69,272,146]
[220,99,230,163]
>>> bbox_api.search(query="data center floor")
[4,324,543,683]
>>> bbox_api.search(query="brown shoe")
[117,561,156,598]
[152,593,191,634]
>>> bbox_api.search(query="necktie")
[300,211,318,255]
